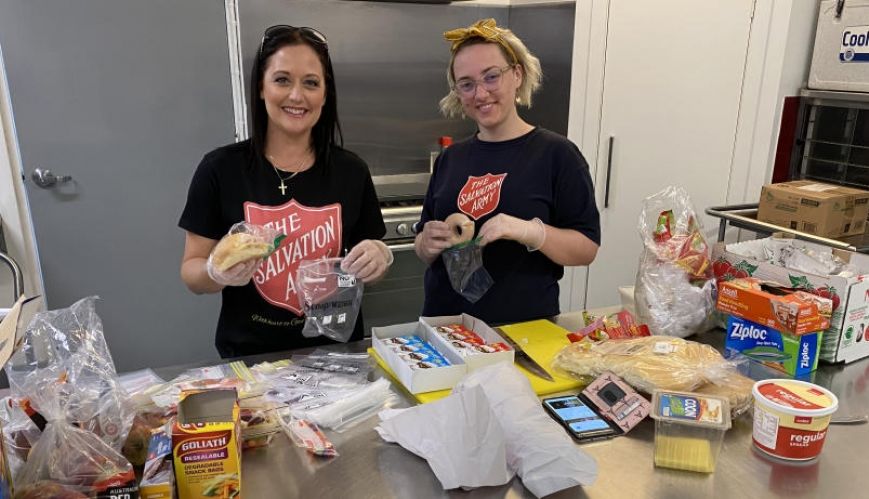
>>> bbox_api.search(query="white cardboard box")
[420,313,515,371]
[371,321,467,394]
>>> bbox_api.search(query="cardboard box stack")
[756,180,869,238]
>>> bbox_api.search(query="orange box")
[172,389,242,499]
[716,279,831,335]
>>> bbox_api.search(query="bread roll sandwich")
[212,233,272,272]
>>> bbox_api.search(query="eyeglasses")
[258,25,329,60]
[453,65,515,97]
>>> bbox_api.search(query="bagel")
[444,212,475,245]
[212,232,272,272]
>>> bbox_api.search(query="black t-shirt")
[420,128,600,324]
[179,140,385,357]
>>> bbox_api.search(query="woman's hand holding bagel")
[415,212,477,264]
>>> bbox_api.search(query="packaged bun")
[212,232,273,272]
[553,336,752,416]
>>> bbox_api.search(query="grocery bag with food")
[634,186,715,338]
[441,213,493,303]
[4,297,139,497]
[297,258,364,342]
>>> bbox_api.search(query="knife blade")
[497,329,555,382]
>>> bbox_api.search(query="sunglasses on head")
[258,25,329,60]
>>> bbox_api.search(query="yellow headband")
[443,18,518,64]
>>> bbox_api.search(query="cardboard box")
[172,389,241,499]
[420,314,515,371]
[371,322,467,394]
[756,180,869,238]
[725,316,821,377]
[713,239,869,363]
[716,278,831,335]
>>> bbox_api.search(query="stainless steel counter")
[155,313,869,499]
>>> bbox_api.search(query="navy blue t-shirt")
[420,128,600,324]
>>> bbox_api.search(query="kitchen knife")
[497,329,556,382]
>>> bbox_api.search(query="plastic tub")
[650,390,732,473]
[751,379,838,461]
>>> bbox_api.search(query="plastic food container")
[751,379,838,461]
[650,390,732,473]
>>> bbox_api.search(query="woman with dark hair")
[179,26,390,358]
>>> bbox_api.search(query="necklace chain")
[268,149,310,196]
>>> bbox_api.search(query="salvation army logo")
[456,173,507,220]
[244,200,342,314]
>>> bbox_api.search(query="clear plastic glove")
[478,214,544,250]
[417,221,454,261]
[206,222,282,287]
[341,239,392,283]
[207,255,260,286]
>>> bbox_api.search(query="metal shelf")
[705,203,869,253]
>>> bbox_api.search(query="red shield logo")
[244,200,343,314]
[456,173,508,220]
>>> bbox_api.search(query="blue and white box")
[725,316,822,377]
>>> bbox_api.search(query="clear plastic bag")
[634,186,714,337]
[207,221,284,285]
[3,297,139,496]
[291,350,372,380]
[297,258,364,342]
[441,239,494,303]
[4,296,134,452]
[552,336,754,417]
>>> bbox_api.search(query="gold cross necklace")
[268,149,310,196]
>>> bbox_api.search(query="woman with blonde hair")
[415,18,600,324]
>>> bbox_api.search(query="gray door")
[0,0,235,370]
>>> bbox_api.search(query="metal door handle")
[31,168,72,188]
[604,136,614,208]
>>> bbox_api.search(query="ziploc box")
[716,278,830,335]
[420,313,515,371]
[713,240,869,363]
[372,321,467,393]
[172,389,241,499]
[725,316,821,377]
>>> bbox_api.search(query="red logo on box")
[794,416,813,424]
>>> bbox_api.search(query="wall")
[726,0,821,225]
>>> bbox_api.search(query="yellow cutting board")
[368,319,582,404]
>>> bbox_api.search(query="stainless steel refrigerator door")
[0,0,235,370]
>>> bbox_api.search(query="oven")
[361,175,430,334]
